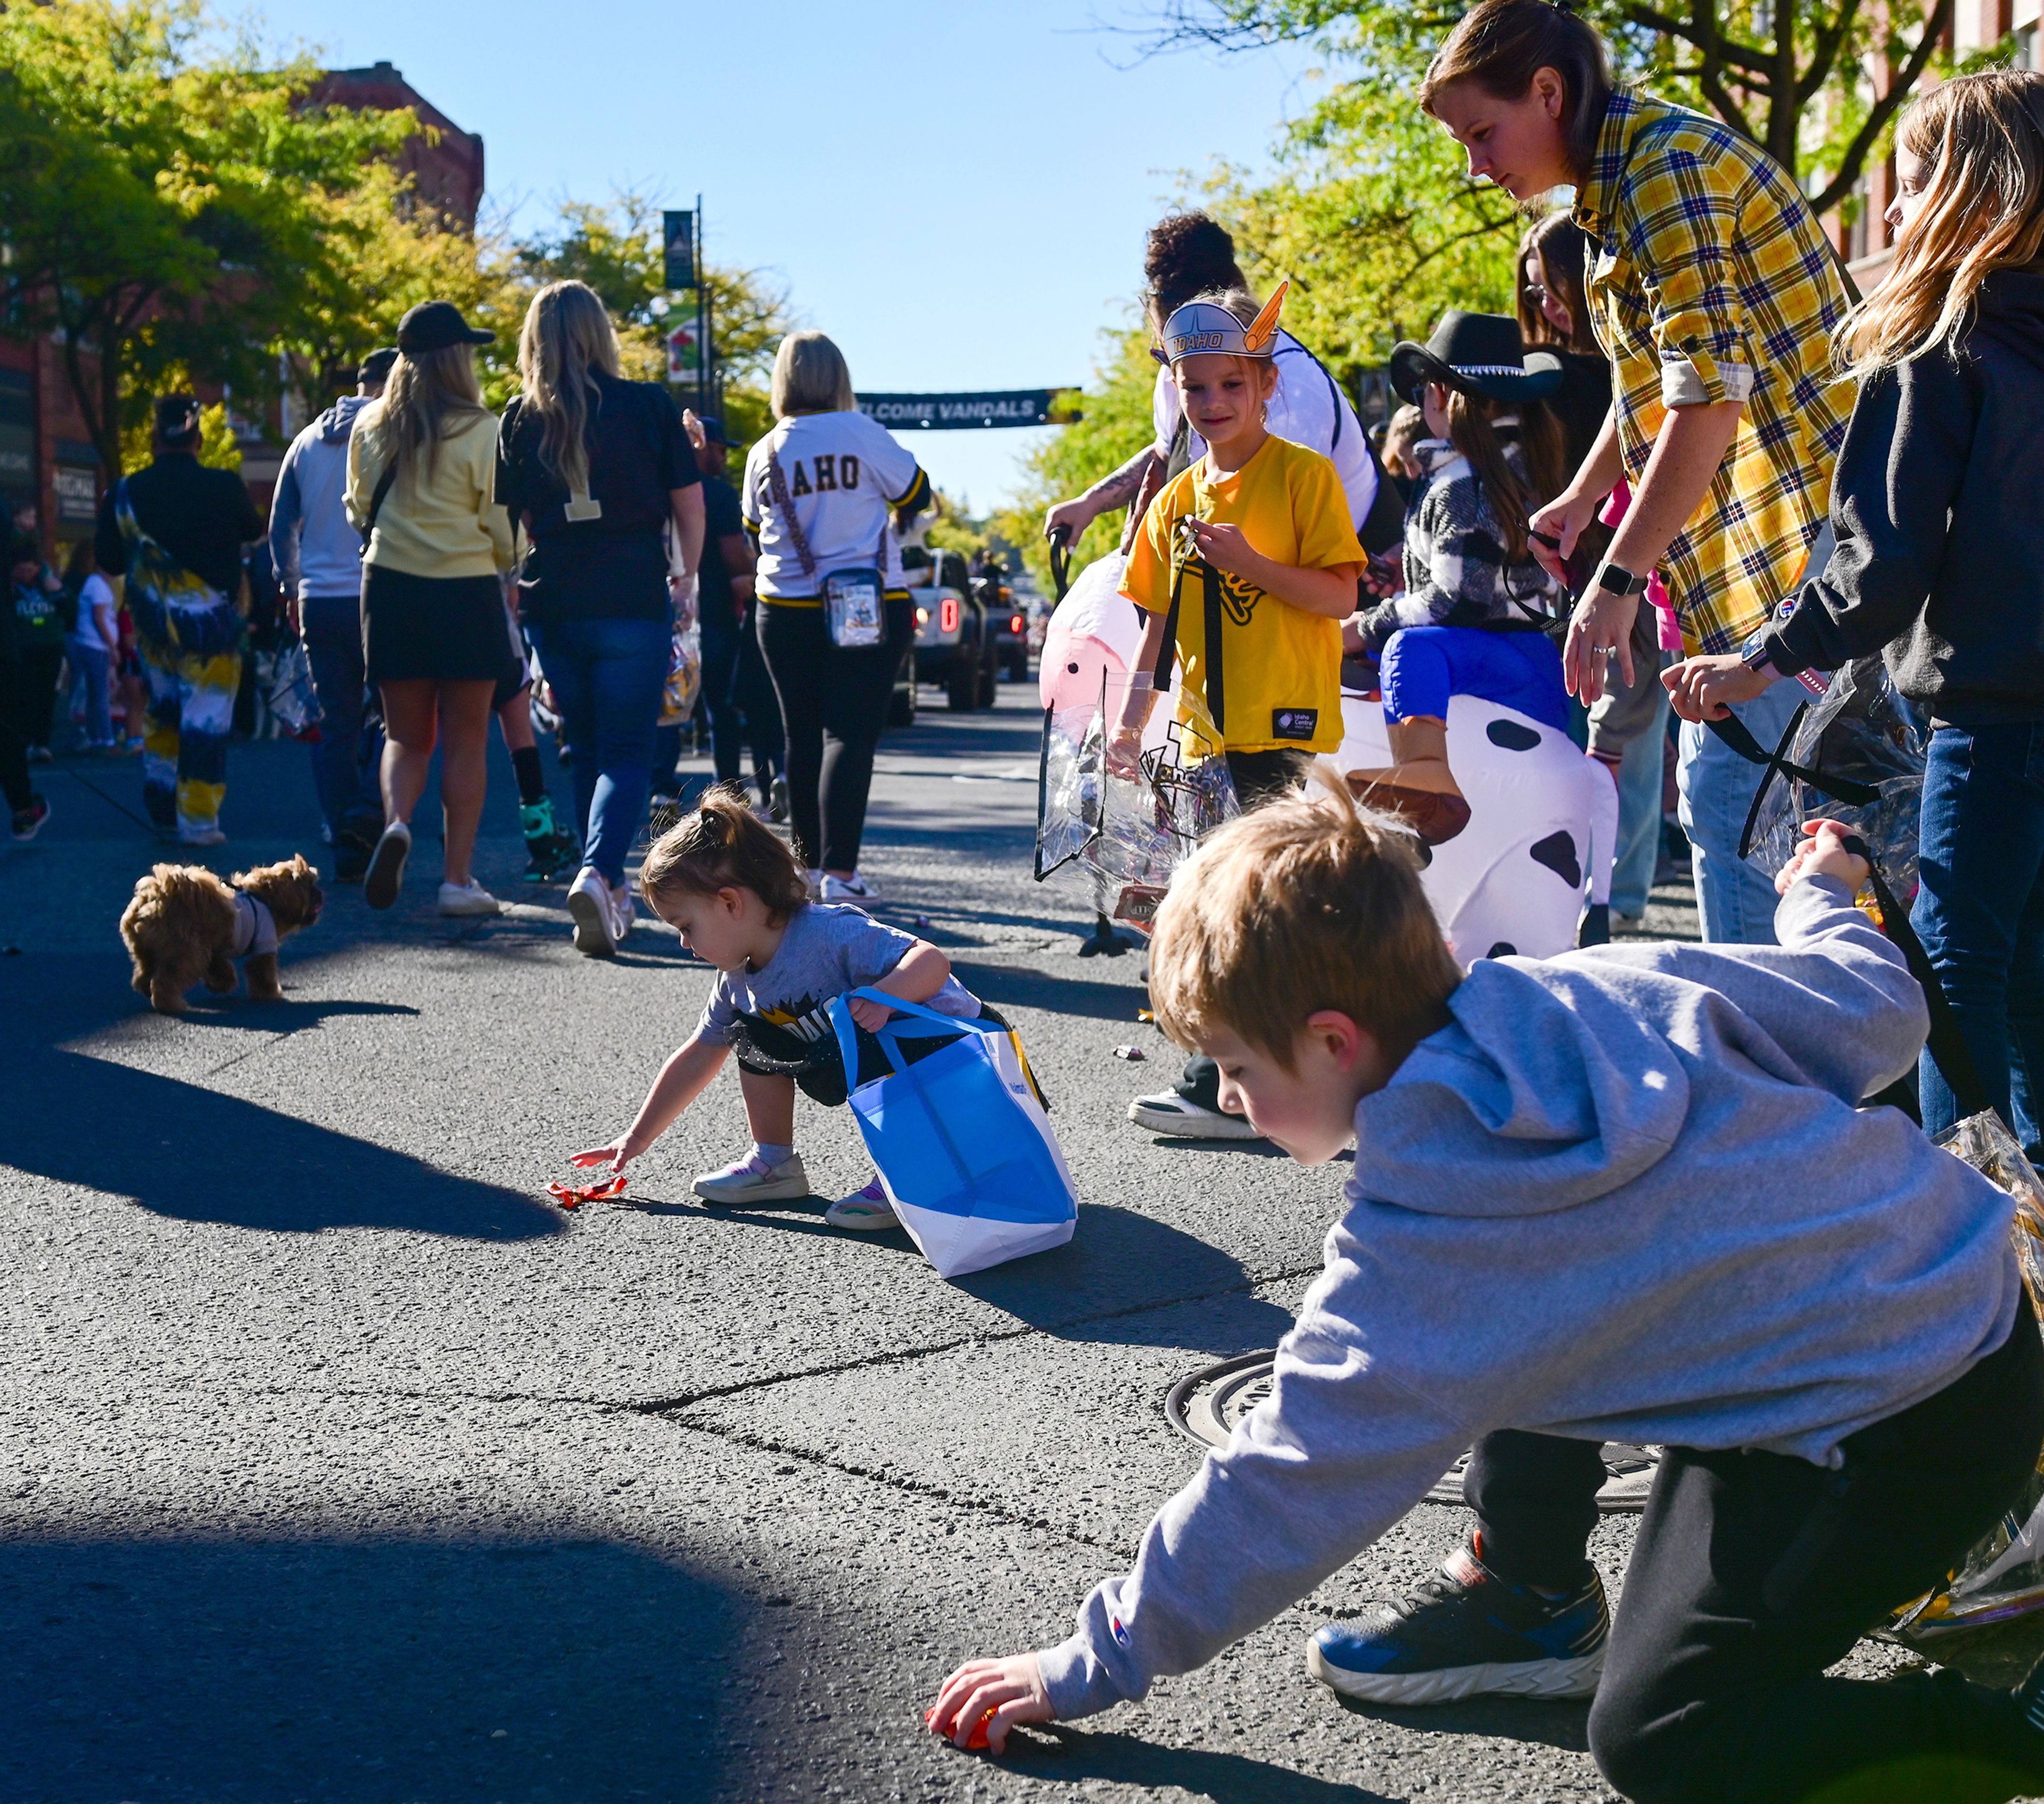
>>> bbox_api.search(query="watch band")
[1593,561,1650,598]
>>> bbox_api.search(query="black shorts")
[730,1003,1040,1110]
[362,566,523,688]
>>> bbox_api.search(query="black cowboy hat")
[1389,310,1563,406]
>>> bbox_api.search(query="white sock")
[751,1141,795,1170]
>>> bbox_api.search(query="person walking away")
[929,785,2044,1804]
[0,523,52,839]
[1425,0,1848,946]
[60,541,119,751]
[271,347,397,880]
[1518,213,1671,923]
[1671,71,2044,1162]
[94,394,263,846]
[497,279,704,956]
[743,330,932,901]
[682,410,774,813]
[1345,310,1570,842]
[347,302,517,916]
[8,513,69,765]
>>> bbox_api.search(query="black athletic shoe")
[1308,1534,1608,1705]
[333,829,374,885]
[10,794,50,842]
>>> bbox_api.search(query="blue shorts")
[1378,625,1569,734]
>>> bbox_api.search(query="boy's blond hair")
[1149,772,1462,1068]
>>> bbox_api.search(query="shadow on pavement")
[999,1727,1395,1801]
[7,1050,565,1240]
[0,1533,736,1803]
[1333,1691,1591,1753]
[957,961,1152,1024]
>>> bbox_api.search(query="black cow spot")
[1486,719,1542,752]
[1529,830,1583,888]
[1486,941,1518,959]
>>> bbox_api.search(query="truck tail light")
[939,597,960,634]
[1010,613,1025,635]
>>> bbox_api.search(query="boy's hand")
[571,1139,636,1174]
[1186,518,1259,580]
[1775,819,1871,896]
[928,1652,1054,1753]
[848,994,895,1032]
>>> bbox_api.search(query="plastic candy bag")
[263,639,324,741]
[1740,658,1930,896]
[660,625,701,727]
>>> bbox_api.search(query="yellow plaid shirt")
[1573,91,1850,655]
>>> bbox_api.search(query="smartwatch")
[1592,561,1650,598]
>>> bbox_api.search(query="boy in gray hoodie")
[929,782,2044,1803]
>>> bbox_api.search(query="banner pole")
[696,192,707,416]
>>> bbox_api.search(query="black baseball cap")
[695,413,729,445]
[154,393,201,446]
[396,301,493,355]
[357,347,399,386]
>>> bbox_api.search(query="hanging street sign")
[662,210,697,292]
[854,390,1082,430]
[665,317,703,382]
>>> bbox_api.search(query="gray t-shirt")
[696,902,978,1048]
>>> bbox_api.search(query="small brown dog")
[120,854,324,1014]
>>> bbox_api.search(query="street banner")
[663,211,696,292]
[666,318,703,382]
[855,390,1081,430]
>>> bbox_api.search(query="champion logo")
[1110,1615,1132,1648]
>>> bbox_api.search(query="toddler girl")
[573,786,988,1230]
[1348,310,1569,842]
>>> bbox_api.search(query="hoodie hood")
[1355,957,1689,1217]
[313,393,374,446]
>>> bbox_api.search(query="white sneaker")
[818,871,880,903]
[1127,1090,1265,1141]
[609,873,636,943]
[825,1177,898,1231]
[566,867,616,957]
[693,1151,812,1205]
[437,879,500,917]
[178,823,227,847]
[364,821,411,911]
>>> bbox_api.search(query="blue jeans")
[1914,722,2044,1155]
[1378,625,1570,734]
[1612,688,1671,917]
[1677,675,1808,944]
[67,638,112,745]
[529,615,668,887]
[301,592,384,848]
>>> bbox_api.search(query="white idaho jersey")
[741,411,928,599]
[1152,330,1378,531]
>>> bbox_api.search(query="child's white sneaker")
[825,1177,898,1230]
[693,1149,811,1205]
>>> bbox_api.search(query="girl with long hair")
[347,301,516,916]
[1672,69,2044,1153]
[1421,0,1850,947]
[498,278,705,956]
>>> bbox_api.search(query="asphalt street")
[0,681,2025,1804]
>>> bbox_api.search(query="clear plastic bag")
[263,639,323,740]
[1740,657,1931,895]
[659,625,701,727]
[1884,1111,2044,1646]
[1035,669,1238,931]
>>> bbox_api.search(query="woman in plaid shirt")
[1421,0,1850,946]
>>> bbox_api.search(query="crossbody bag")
[764,444,886,648]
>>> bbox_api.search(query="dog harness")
[229,891,279,961]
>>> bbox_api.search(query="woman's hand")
[1774,819,1871,897]
[1562,587,1641,705]
[847,994,895,1032]
[1044,498,1098,547]
[1663,652,1774,723]
[571,1138,638,1175]
[927,1652,1055,1754]
[1527,490,1603,586]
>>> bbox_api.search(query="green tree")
[0,0,413,475]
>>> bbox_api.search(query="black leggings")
[757,595,911,874]
[1478,1300,2044,1803]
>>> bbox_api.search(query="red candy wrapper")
[548,1173,628,1211]
[924,1706,992,1750]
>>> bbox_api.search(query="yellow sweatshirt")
[345,404,516,580]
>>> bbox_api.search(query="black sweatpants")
[1175,748,1313,1111]
[1485,1300,2044,1803]
[757,594,911,875]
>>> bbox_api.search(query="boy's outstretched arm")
[928,1285,1471,1744]
[573,1034,729,1172]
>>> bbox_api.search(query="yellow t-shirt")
[1121,434,1362,756]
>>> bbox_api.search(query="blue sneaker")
[1308,1535,1608,1705]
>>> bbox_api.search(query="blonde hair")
[516,279,622,499]
[1148,771,1462,1069]
[770,330,855,417]
[1838,71,2044,374]
[376,341,486,491]
[639,783,810,921]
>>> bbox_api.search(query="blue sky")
[251,0,1326,513]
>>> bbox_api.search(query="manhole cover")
[1165,1351,1658,1513]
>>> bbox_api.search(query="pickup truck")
[903,547,999,711]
